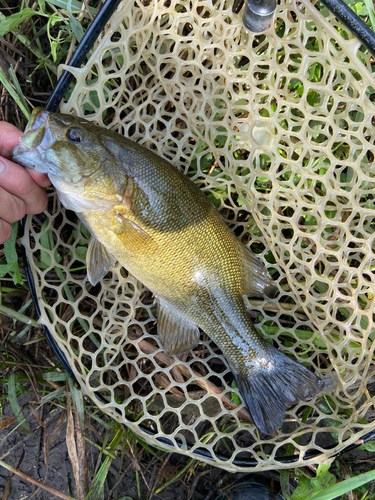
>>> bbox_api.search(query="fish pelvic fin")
[239,244,278,298]
[157,299,200,355]
[235,345,324,436]
[87,237,117,285]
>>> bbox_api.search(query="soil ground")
[0,387,283,500]
[1,377,374,500]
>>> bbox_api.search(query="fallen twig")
[0,458,76,500]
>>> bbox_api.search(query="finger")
[0,219,12,245]
[26,168,51,188]
[0,186,25,224]
[0,122,23,159]
[0,157,48,214]
[0,122,50,187]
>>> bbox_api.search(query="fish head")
[13,107,103,183]
[12,108,129,211]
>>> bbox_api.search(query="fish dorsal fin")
[157,300,200,355]
[87,237,117,286]
[239,244,278,298]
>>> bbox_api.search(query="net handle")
[317,0,375,56]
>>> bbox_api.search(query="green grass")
[1,0,375,499]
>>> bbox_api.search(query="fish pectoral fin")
[157,300,200,356]
[239,244,278,298]
[111,212,158,253]
[87,237,117,286]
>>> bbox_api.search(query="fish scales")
[13,108,324,435]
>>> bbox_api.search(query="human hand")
[0,121,50,244]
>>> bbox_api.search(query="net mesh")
[22,0,375,471]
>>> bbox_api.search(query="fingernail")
[0,158,6,175]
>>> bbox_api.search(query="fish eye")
[67,127,85,143]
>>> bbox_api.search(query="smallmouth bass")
[13,108,323,435]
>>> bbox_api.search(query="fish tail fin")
[235,345,324,436]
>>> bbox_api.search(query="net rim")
[20,215,375,468]
[17,0,375,471]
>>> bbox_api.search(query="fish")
[13,107,324,435]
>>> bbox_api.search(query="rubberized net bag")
[22,0,375,471]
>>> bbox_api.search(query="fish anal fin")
[235,345,324,436]
[239,244,278,298]
[87,237,117,286]
[157,300,200,356]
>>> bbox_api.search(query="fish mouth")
[12,107,55,173]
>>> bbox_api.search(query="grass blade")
[0,69,30,119]
[40,386,66,403]
[0,8,37,36]
[45,0,97,16]
[280,470,292,500]
[67,0,84,41]
[364,0,375,31]
[86,428,123,500]
[0,12,57,74]
[43,371,69,382]
[307,469,375,500]
[7,373,31,432]
[8,66,30,116]
[0,222,23,285]
[155,458,195,495]
[68,377,85,431]
[0,304,39,327]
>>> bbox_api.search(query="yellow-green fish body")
[13,108,323,435]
